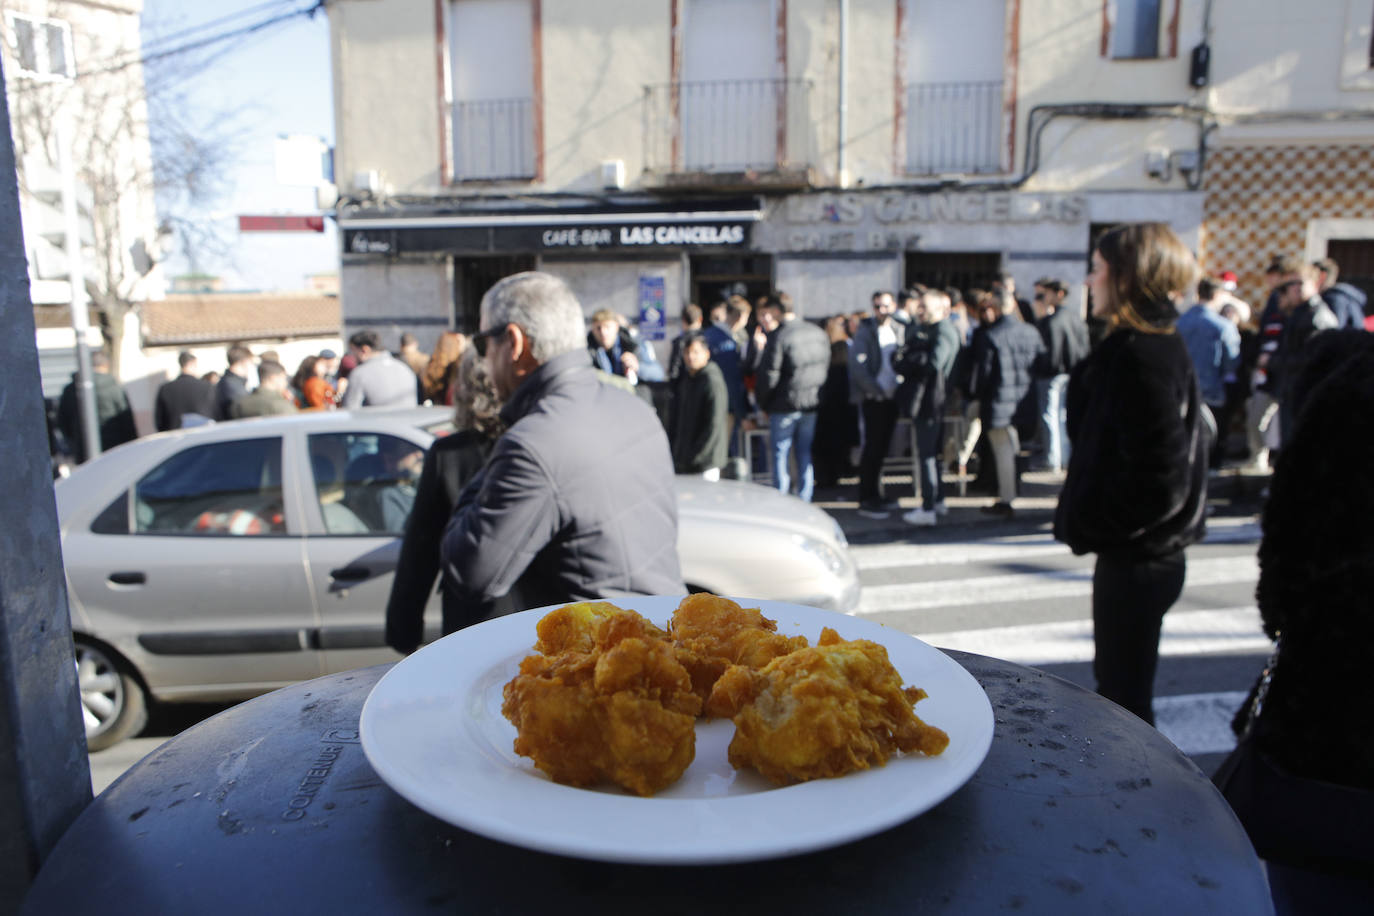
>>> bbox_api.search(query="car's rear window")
[133,437,286,536]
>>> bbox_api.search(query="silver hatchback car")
[54,407,860,750]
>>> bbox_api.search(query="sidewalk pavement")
[807,465,1270,546]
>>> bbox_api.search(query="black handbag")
[1214,643,1374,872]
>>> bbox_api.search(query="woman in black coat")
[385,348,506,654]
[1053,223,1209,724]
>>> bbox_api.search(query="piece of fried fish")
[668,593,810,708]
[502,603,700,797]
[708,627,950,785]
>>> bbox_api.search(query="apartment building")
[3,0,162,391]
[329,0,1374,346]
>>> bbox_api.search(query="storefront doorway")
[454,255,536,332]
[690,254,774,309]
[903,251,1001,300]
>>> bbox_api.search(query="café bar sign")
[540,223,747,249]
[342,216,752,257]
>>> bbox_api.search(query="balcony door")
[680,0,780,171]
[902,0,1006,175]
[449,0,537,180]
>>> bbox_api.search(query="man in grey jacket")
[440,272,684,628]
[754,291,831,502]
[342,330,419,408]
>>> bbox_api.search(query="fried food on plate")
[668,593,810,707]
[707,627,950,785]
[503,606,700,797]
[532,600,668,656]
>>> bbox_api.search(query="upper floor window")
[447,0,537,181]
[1338,2,1374,89]
[4,12,74,80]
[901,0,1006,175]
[1103,0,1178,60]
[679,0,781,172]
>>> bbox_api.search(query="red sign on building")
[238,215,326,232]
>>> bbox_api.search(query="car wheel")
[75,640,148,752]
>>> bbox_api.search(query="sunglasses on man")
[470,324,508,357]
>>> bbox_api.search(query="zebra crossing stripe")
[854,555,1260,614]
[918,606,1269,666]
[841,523,1264,758]
[848,519,1261,572]
[919,612,1261,758]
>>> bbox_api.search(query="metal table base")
[23,652,1272,915]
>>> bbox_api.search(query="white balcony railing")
[905,81,1004,175]
[644,79,813,175]
[452,97,536,181]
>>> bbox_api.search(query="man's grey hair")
[481,271,585,364]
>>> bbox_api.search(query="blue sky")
[141,0,337,291]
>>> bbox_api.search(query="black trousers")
[1092,549,1186,725]
[858,398,899,503]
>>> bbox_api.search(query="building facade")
[329,0,1374,349]
[4,0,169,431]
[3,0,163,312]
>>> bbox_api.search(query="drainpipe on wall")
[837,0,849,188]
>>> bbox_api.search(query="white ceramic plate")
[360,597,994,864]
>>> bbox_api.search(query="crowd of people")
[50,329,482,467]
[646,271,1081,523]
[638,248,1368,534]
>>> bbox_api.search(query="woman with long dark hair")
[384,346,506,653]
[1053,223,1209,724]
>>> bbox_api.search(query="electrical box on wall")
[601,159,626,190]
[1144,150,1172,181]
[353,170,381,194]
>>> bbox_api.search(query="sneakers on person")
[902,507,937,527]
[857,501,891,519]
[979,501,1015,519]
[933,501,949,517]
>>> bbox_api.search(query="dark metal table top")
[23,652,1272,915]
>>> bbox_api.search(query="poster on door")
[638,276,666,341]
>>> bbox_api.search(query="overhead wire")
[138,0,301,58]
[7,0,327,91]
[111,1,327,74]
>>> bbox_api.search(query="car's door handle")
[329,566,371,583]
[108,571,146,586]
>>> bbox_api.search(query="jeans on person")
[1091,549,1186,725]
[1037,373,1071,471]
[985,424,1020,504]
[913,416,945,510]
[858,399,899,504]
[769,410,818,502]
